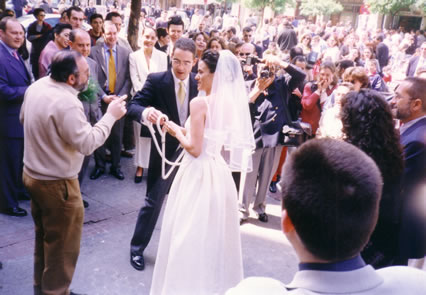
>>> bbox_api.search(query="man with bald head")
[69,29,108,204]
[89,21,131,180]
[239,42,257,80]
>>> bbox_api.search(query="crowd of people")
[0,2,425,294]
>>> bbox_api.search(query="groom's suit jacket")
[127,70,198,193]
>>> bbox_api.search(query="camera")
[241,55,261,66]
[260,66,275,78]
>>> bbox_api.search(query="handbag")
[280,92,312,147]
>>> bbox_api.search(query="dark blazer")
[0,42,31,139]
[127,70,198,193]
[249,64,306,149]
[89,43,132,98]
[376,42,389,72]
[406,55,420,77]
[399,117,426,258]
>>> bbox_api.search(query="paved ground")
[0,155,298,295]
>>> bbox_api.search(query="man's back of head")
[281,138,383,262]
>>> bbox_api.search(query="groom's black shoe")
[130,253,145,271]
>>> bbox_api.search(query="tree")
[127,0,142,51]
[243,0,293,26]
[365,0,416,16]
[299,0,343,17]
[413,0,426,14]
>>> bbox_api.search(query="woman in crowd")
[192,32,209,73]
[342,66,370,91]
[298,33,312,55]
[360,46,380,70]
[322,34,341,63]
[150,50,255,294]
[300,61,338,136]
[207,36,226,53]
[365,59,388,92]
[129,26,168,183]
[341,89,404,268]
[27,8,52,80]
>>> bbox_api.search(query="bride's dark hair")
[201,50,220,73]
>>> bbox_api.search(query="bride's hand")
[163,121,182,138]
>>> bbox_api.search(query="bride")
[149,50,255,294]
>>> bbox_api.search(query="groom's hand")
[146,108,166,125]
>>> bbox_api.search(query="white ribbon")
[142,114,185,179]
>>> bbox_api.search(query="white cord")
[142,114,185,179]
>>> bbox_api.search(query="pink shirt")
[38,40,59,78]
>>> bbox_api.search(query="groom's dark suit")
[127,69,198,258]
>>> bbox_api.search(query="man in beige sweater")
[20,50,126,295]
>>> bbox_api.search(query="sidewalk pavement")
[0,156,298,295]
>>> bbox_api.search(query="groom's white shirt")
[226,265,426,295]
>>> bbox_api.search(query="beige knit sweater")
[20,77,116,180]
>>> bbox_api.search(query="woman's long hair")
[340,89,404,184]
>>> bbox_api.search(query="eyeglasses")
[172,59,192,67]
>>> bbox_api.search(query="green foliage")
[78,78,99,103]
[365,0,416,16]
[413,0,426,14]
[243,0,293,12]
[299,0,343,16]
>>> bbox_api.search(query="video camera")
[241,55,262,66]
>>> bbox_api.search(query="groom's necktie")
[178,81,185,106]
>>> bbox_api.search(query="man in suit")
[406,41,426,77]
[374,34,389,74]
[240,56,305,224]
[391,77,426,265]
[89,21,131,180]
[0,17,31,217]
[69,28,104,208]
[96,12,133,52]
[127,38,198,271]
[227,139,426,294]
[242,26,262,58]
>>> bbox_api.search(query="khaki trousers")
[23,172,84,295]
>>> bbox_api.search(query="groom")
[127,38,198,270]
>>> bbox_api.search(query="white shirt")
[141,70,190,126]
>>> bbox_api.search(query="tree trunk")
[127,0,142,51]
[0,0,6,12]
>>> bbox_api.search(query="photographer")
[239,55,306,224]
[238,42,259,80]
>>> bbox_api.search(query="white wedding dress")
[150,98,244,295]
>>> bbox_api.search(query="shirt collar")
[0,40,17,56]
[299,255,366,272]
[400,115,426,135]
[103,43,117,53]
[171,69,189,89]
